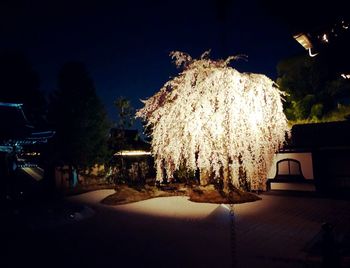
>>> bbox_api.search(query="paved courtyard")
[3,190,350,267]
[233,194,350,267]
[68,190,350,267]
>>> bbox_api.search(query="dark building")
[0,102,54,200]
[268,120,350,195]
[109,128,150,152]
[108,128,153,184]
[292,121,350,193]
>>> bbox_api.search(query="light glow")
[341,20,349,29]
[322,33,329,42]
[0,102,23,107]
[114,150,151,156]
[23,152,41,156]
[136,51,289,190]
[308,48,319,57]
[293,33,313,50]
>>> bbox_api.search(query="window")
[275,159,304,180]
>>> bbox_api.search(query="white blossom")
[136,51,289,190]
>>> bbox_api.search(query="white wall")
[267,152,314,180]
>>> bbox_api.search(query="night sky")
[0,0,317,123]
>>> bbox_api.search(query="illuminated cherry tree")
[136,51,289,190]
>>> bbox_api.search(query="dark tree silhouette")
[277,54,350,122]
[109,97,135,152]
[0,50,47,127]
[48,62,111,171]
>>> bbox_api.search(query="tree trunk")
[199,169,210,186]
[223,166,229,192]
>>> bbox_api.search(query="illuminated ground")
[3,190,350,267]
[69,190,350,267]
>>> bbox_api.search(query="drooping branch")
[136,51,289,190]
